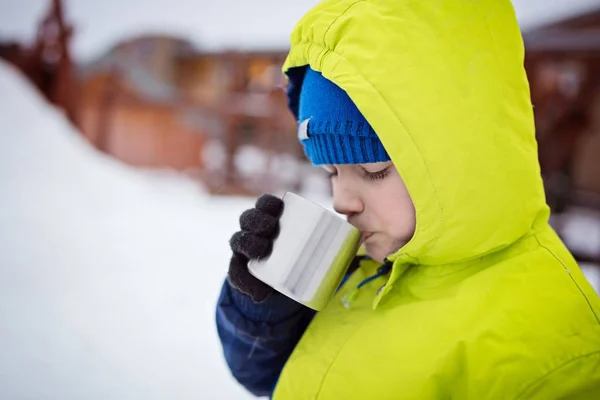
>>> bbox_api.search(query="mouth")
[361,232,374,241]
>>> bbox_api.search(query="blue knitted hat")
[297,68,390,165]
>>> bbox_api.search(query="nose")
[332,180,363,217]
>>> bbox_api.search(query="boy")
[216,0,600,398]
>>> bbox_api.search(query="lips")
[361,232,374,241]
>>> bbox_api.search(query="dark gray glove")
[227,194,283,302]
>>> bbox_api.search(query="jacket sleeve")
[215,279,316,397]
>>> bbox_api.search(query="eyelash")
[327,167,390,181]
[363,167,390,181]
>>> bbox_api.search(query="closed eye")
[362,166,390,181]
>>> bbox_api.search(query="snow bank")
[0,59,255,399]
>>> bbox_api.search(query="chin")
[364,244,387,264]
[365,240,404,264]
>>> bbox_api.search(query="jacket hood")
[283,0,549,276]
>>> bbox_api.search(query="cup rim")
[283,192,355,228]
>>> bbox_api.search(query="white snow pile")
[0,59,257,400]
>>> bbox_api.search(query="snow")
[582,264,600,294]
[560,209,600,260]
[0,57,598,398]
[0,0,598,62]
[0,59,257,399]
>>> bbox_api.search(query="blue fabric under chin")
[291,67,390,166]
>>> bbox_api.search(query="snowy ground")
[0,58,599,399]
[0,60,259,399]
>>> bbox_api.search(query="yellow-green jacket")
[271,0,600,398]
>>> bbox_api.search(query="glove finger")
[239,208,279,238]
[227,253,273,302]
[255,194,284,218]
[229,231,272,260]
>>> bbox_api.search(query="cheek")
[377,192,416,238]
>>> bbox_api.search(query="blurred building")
[525,7,600,213]
[78,36,209,171]
[0,0,77,126]
[77,36,301,195]
[523,6,600,268]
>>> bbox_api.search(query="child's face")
[323,162,416,263]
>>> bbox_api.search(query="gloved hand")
[227,194,284,302]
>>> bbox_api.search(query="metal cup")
[248,192,362,311]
